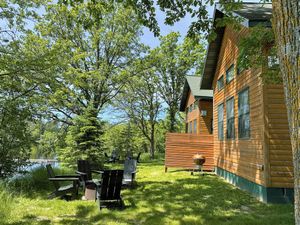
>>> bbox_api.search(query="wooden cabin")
[180,76,213,135]
[199,3,293,203]
[165,76,214,171]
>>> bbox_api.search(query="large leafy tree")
[117,58,161,159]
[31,1,143,162]
[36,1,142,124]
[150,32,205,132]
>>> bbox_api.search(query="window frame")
[217,75,224,91]
[238,87,251,139]
[226,64,235,84]
[217,103,224,141]
[226,97,235,140]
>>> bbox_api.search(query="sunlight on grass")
[0,160,295,225]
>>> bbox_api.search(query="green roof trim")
[179,76,213,112]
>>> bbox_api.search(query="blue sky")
[141,4,215,48]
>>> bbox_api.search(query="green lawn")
[1,160,294,225]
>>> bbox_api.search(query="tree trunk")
[272,1,300,224]
[150,124,155,159]
[169,108,176,132]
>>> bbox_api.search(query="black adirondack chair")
[97,170,124,210]
[122,159,137,187]
[76,160,102,191]
[46,164,80,200]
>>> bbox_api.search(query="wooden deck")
[165,133,214,171]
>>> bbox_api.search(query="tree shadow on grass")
[90,174,293,225]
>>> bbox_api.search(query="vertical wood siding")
[199,100,213,134]
[264,84,293,188]
[165,133,214,171]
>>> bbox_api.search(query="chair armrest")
[131,170,137,174]
[49,177,79,181]
[91,170,103,174]
[55,174,81,178]
[75,171,87,176]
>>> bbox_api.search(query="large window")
[194,101,198,110]
[238,88,250,139]
[189,105,192,112]
[193,119,197,134]
[217,75,224,91]
[226,97,235,139]
[189,121,192,133]
[226,64,235,83]
[218,103,224,140]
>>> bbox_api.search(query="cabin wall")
[198,100,213,134]
[185,91,213,135]
[186,91,198,134]
[212,26,266,186]
[264,84,293,188]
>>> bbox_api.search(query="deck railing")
[165,133,214,171]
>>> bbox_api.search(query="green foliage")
[0,100,32,178]
[103,122,147,158]
[237,26,282,84]
[31,121,67,159]
[116,58,162,159]
[150,32,205,132]
[60,106,106,167]
[35,1,143,125]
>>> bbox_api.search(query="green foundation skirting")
[215,167,294,203]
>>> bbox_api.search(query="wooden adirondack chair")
[97,170,124,210]
[46,164,80,200]
[122,159,137,188]
[76,160,102,190]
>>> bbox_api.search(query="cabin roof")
[179,76,213,112]
[200,3,272,89]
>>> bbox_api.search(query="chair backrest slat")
[46,164,60,190]
[123,159,136,180]
[100,170,123,200]
[77,160,92,180]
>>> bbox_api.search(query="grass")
[0,159,294,225]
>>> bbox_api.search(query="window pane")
[193,120,197,134]
[226,97,235,139]
[238,89,250,139]
[218,104,224,140]
[217,75,224,91]
[226,64,235,83]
